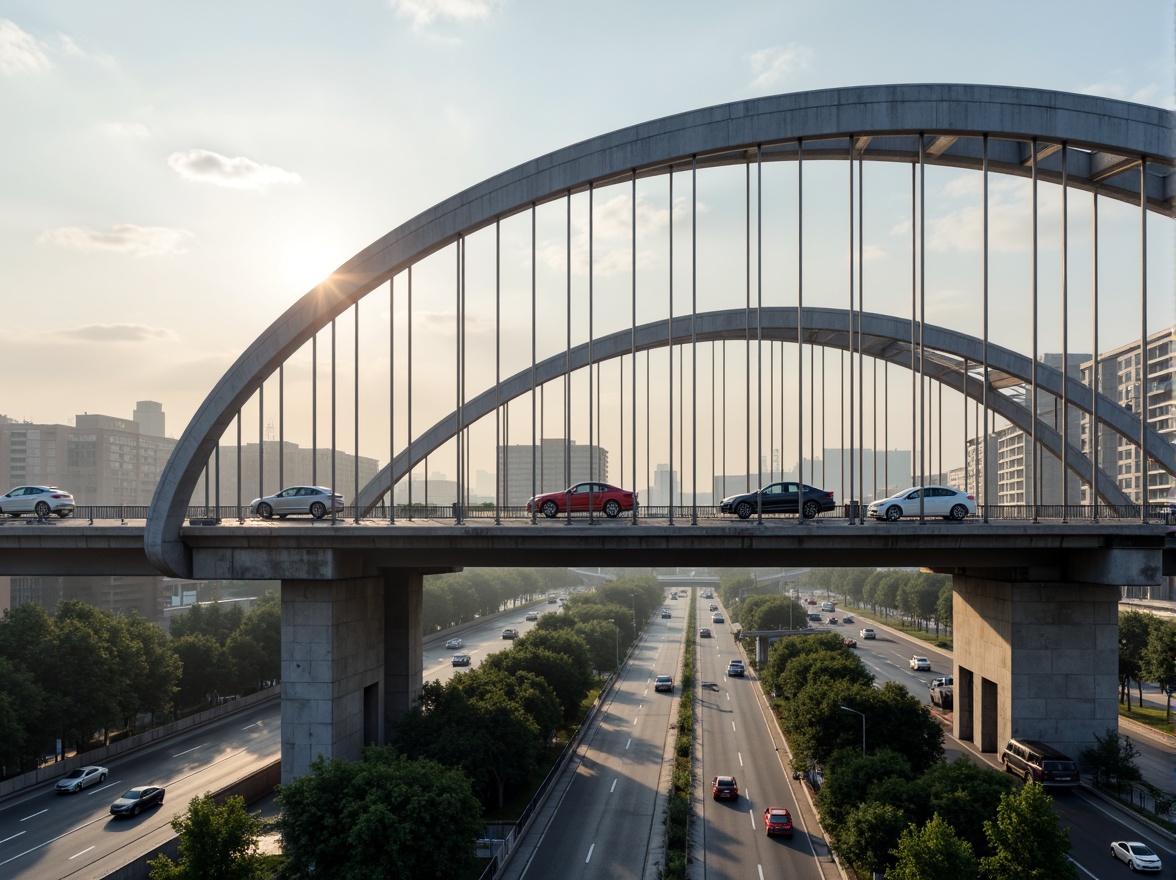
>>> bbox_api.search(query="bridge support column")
[383,569,423,734]
[280,576,386,784]
[952,573,1119,759]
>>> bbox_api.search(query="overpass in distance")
[2,83,1174,783]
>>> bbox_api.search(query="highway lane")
[510,603,686,880]
[0,701,280,880]
[697,599,825,880]
[848,618,1174,879]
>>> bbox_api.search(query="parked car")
[109,786,165,817]
[719,481,835,520]
[711,775,739,800]
[699,628,712,638]
[525,482,637,518]
[1110,841,1162,872]
[654,674,674,692]
[525,611,539,621]
[445,638,463,650]
[451,653,471,667]
[1000,738,1079,787]
[0,485,75,518]
[868,485,976,521]
[56,765,108,793]
[860,628,876,639]
[910,656,932,671]
[727,660,745,677]
[501,628,519,639]
[763,807,794,837]
[250,485,344,520]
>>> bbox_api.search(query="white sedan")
[249,486,344,520]
[55,765,108,793]
[445,638,463,650]
[910,656,932,671]
[1110,841,1162,872]
[868,486,976,522]
[0,485,75,518]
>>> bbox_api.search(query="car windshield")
[769,814,788,823]
[64,769,85,779]
[1043,761,1076,771]
[1128,844,1155,856]
[121,789,142,799]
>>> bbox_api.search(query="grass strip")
[662,590,695,879]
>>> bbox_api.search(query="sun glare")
[282,243,342,293]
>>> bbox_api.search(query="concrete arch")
[147,85,1176,576]
[355,306,1164,512]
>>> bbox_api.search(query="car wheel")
[802,500,819,519]
[132,804,141,816]
[310,501,327,519]
[34,501,51,517]
[56,510,71,518]
[541,500,559,518]
[949,504,967,521]
[735,501,753,519]
[603,499,621,518]
[257,502,273,520]
[885,505,902,521]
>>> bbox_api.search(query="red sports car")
[526,482,637,518]
[763,807,793,837]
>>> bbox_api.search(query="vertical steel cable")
[857,154,865,518]
[745,157,751,493]
[1031,138,1038,520]
[460,237,467,520]
[669,165,675,524]
[963,358,969,496]
[455,239,463,524]
[1139,158,1148,521]
[797,138,805,525]
[910,163,917,491]
[408,265,413,519]
[589,184,595,524]
[331,316,337,525]
[983,135,991,522]
[1091,194,1099,521]
[258,385,264,503]
[918,134,926,521]
[631,171,638,524]
[532,204,538,524]
[692,155,698,525]
[1061,144,1069,520]
[848,138,856,521]
[822,348,826,488]
[278,364,284,493]
[354,302,359,523]
[756,147,764,523]
[395,275,399,522]
[236,411,242,521]
[312,333,318,486]
[565,194,572,520]
[496,218,502,525]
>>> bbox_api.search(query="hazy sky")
[1,1,1172,487]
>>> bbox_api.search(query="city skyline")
[2,3,1172,490]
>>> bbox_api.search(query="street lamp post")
[839,705,866,755]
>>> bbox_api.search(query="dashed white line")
[757,865,765,880]
[172,745,203,757]
[69,846,95,860]
[738,752,743,767]
[731,721,737,732]
[610,778,618,792]
[20,810,46,822]
[585,843,595,863]
[0,832,25,845]
[748,809,756,829]
[626,739,632,750]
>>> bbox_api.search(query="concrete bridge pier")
[279,569,424,784]
[949,550,1152,761]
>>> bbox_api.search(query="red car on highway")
[526,482,637,518]
[763,807,793,837]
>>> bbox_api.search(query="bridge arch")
[147,84,1175,577]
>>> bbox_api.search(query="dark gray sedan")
[719,482,835,520]
[109,786,165,817]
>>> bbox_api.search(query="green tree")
[173,634,234,710]
[738,594,808,632]
[225,592,281,692]
[835,801,907,876]
[889,813,978,880]
[980,782,1077,880]
[0,657,45,773]
[916,757,1014,858]
[1140,618,1176,721]
[170,602,246,646]
[775,650,873,703]
[119,613,181,728]
[934,583,954,637]
[279,749,482,880]
[484,640,592,721]
[1079,727,1142,785]
[815,748,914,836]
[760,630,847,695]
[1117,610,1154,709]
[574,619,623,672]
[148,792,264,880]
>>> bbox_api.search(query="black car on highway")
[110,786,165,817]
[719,481,835,520]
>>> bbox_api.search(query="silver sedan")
[0,485,75,518]
[249,486,344,520]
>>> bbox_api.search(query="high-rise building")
[201,441,381,511]
[497,439,609,507]
[133,400,166,438]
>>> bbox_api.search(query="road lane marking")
[738,752,743,767]
[0,832,25,844]
[626,739,632,750]
[611,778,617,792]
[726,692,730,701]
[1067,855,1098,878]
[732,721,737,732]
[173,745,204,757]
[748,809,756,830]
[20,810,46,821]
[585,843,595,863]
[758,866,765,880]
[69,846,95,860]
[89,781,119,795]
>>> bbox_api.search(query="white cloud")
[57,32,116,69]
[55,324,176,343]
[168,149,302,190]
[100,122,151,138]
[747,43,812,90]
[37,224,194,257]
[391,0,498,30]
[0,19,50,75]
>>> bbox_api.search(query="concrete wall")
[953,574,1119,759]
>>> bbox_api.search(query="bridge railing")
[14,503,1170,525]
